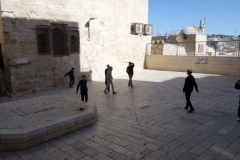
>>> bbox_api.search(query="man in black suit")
[183,69,199,113]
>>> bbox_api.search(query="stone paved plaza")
[0,69,240,160]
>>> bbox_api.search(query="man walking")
[183,69,199,113]
[105,64,110,92]
[104,66,117,94]
[126,62,134,87]
[64,68,75,88]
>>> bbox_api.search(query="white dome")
[181,27,197,34]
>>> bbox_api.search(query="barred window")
[52,28,65,55]
[51,24,69,56]
[70,29,79,53]
[38,34,48,53]
[36,25,50,55]
[69,28,79,53]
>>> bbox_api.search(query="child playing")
[76,75,88,110]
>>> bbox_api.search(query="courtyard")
[0,69,240,160]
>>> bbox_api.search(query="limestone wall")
[145,55,240,75]
[0,0,151,95]
[150,43,187,55]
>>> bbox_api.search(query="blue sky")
[148,0,240,36]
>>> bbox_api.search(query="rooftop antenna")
[157,25,161,36]
[235,28,237,37]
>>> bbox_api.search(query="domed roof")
[180,27,197,34]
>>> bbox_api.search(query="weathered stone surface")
[146,55,240,75]
[0,0,150,96]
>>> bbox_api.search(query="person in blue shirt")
[76,75,88,110]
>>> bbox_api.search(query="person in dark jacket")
[126,62,134,87]
[76,75,88,110]
[183,69,199,113]
[235,79,240,122]
[64,68,75,88]
[105,64,110,92]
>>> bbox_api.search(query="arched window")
[52,28,64,55]
[36,25,50,55]
[70,34,79,52]
[198,44,204,53]
[69,28,80,53]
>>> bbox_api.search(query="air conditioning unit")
[131,23,143,35]
[144,24,153,35]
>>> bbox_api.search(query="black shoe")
[80,108,83,111]
[113,92,117,94]
[184,107,188,109]
[188,108,195,113]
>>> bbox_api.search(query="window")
[37,24,80,56]
[69,28,79,53]
[50,24,69,55]
[36,25,50,55]
[52,28,64,55]
[198,44,204,53]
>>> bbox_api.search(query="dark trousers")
[69,77,74,87]
[105,78,109,91]
[128,74,133,86]
[238,95,240,117]
[185,91,194,109]
[81,90,88,102]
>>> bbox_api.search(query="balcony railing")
[146,40,240,57]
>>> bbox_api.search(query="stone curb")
[0,105,97,151]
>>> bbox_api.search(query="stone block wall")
[145,55,240,75]
[0,0,151,95]
[0,68,5,95]
[150,43,187,55]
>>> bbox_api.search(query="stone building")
[151,26,207,55]
[0,0,151,96]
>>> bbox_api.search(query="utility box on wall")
[131,23,143,35]
[144,24,153,35]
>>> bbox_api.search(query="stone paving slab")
[0,69,240,159]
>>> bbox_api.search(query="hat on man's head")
[187,69,192,73]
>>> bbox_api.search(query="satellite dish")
[176,32,187,42]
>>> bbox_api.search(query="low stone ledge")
[0,105,97,151]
